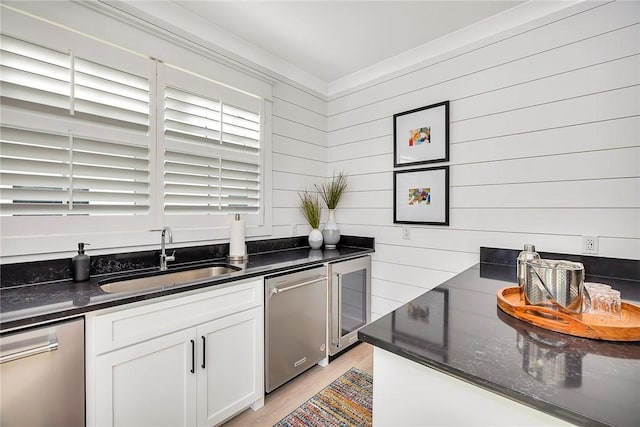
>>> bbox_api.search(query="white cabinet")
[197,308,261,426]
[87,278,264,427]
[95,328,197,427]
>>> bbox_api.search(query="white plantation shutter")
[1,34,150,129]
[0,34,70,112]
[73,57,149,129]
[162,74,262,215]
[0,34,151,216]
[0,126,150,215]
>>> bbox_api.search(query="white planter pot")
[308,228,323,249]
[322,209,340,249]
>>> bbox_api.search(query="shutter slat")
[1,51,69,81]
[221,133,260,151]
[72,190,149,203]
[73,164,148,181]
[165,120,221,142]
[1,141,69,162]
[1,66,69,97]
[222,113,259,132]
[74,151,148,170]
[164,172,220,186]
[0,81,69,110]
[75,58,148,91]
[1,127,69,148]
[164,194,222,205]
[75,85,149,114]
[164,185,219,197]
[0,157,70,175]
[0,172,69,188]
[1,188,68,202]
[166,109,221,131]
[73,177,149,192]
[74,137,148,156]
[1,34,69,68]
[165,98,220,118]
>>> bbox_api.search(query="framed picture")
[394,165,449,225]
[393,100,449,167]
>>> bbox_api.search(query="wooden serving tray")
[497,287,640,341]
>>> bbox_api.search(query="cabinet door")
[95,328,197,427]
[196,307,263,426]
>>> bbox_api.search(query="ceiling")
[173,1,525,84]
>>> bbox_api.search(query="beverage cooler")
[328,255,371,356]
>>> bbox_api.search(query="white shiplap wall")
[327,1,640,320]
[271,83,328,238]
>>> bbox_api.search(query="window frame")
[0,5,273,260]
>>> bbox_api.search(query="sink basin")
[100,265,241,294]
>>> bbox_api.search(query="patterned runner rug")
[273,367,373,427]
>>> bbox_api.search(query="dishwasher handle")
[0,339,59,364]
[270,276,326,295]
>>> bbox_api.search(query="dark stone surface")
[359,257,640,427]
[0,235,374,288]
[0,236,374,332]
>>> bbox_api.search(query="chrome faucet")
[159,226,175,271]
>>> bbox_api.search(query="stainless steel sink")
[100,265,240,294]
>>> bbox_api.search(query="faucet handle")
[166,251,176,262]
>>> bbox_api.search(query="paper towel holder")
[228,213,248,262]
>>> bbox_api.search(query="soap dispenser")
[72,242,90,282]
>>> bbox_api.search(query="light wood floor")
[222,342,373,426]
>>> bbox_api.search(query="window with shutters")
[163,86,261,215]
[0,34,151,217]
[158,64,267,231]
[1,29,269,244]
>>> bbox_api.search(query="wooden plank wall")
[271,83,328,238]
[325,1,640,320]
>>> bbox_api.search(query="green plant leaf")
[315,171,348,209]
[298,190,321,229]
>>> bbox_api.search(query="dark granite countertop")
[1,243,373,332]
[359,260,640,427]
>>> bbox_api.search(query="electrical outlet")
[402,225,411,240]
[582,235,598,255]
[292,224,297,236]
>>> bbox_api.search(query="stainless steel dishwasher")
[1,317,85,426]
[265,266,327,392]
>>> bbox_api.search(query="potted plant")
[298,190,323,249]
[315,171,348,249]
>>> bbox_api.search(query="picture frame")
[393,100,449,167]
[394,165,449,225]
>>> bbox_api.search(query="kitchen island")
[359,248,640,426]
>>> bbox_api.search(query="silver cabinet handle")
[0,340,58,364]
[335,272,342,348]
[271,276,326,295]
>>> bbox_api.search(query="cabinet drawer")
[93,278,262,354]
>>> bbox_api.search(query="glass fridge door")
[330,255,371,355]
[340,268,367,335]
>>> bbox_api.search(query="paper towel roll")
[229,214,246,258]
